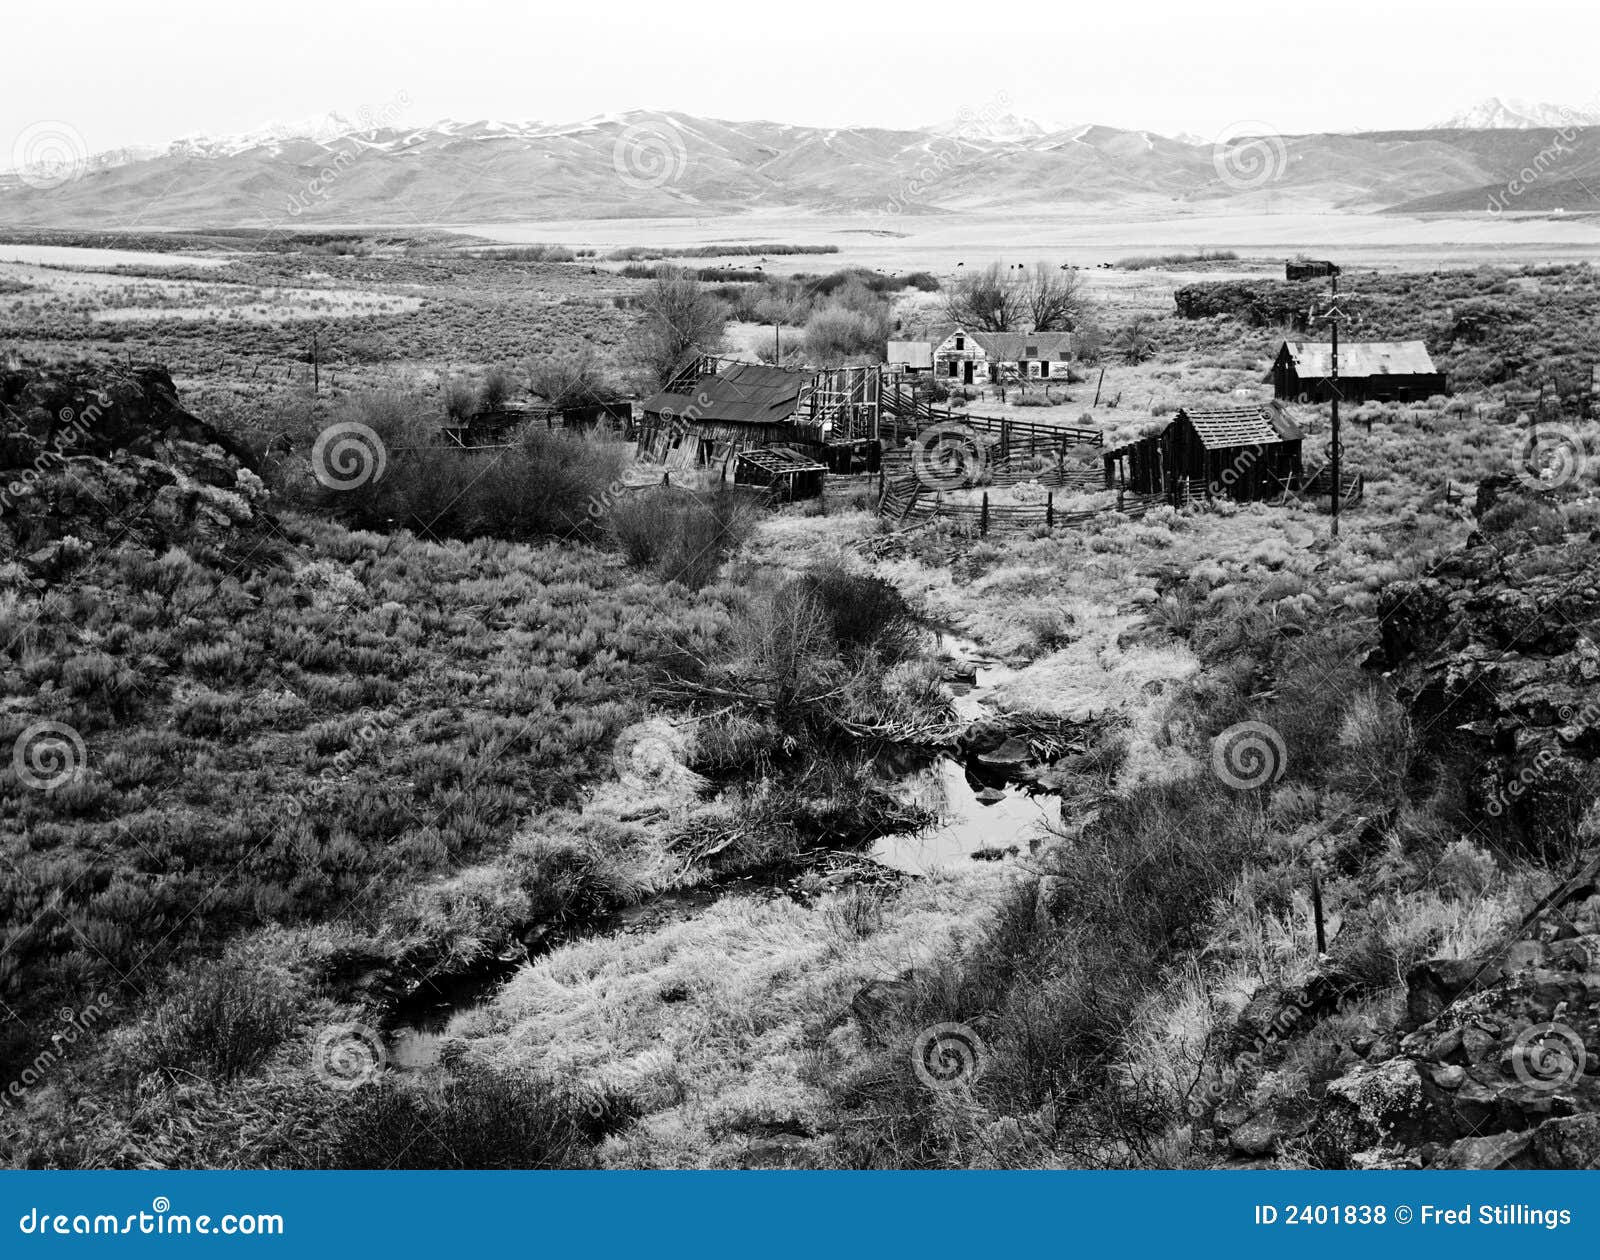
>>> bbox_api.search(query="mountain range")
[3,98,1599,228]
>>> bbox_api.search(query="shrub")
[309,392,627,542]
[311,1066,610,1168]
[119,953,299,1088]
[478,366,515,412]
[608,487,758,588]
[785,561,922,663]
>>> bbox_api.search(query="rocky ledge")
[0,361,271,581]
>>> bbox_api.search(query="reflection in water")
[871,755,1060,874]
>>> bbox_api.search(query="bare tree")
[1023,262,1091,332]
[943,262,1023,331]
[632,267,729,387]
[945,261,1091,333]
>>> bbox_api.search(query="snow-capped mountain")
[926,111,1053,143]
[6,105,1600,226]
[1432,96,1600,130]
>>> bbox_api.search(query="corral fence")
[876,462,1363,536]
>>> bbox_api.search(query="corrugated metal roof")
[1282,340,1439,378]
[1179,402,1303,448]
[640,362,806,426]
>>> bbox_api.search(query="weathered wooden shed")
[1270,340,1448,403]
[1103,402,1304,502]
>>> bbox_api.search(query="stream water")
[386,629,1054,1068]
[868,632,1059,873]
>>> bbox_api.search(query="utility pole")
[1308,263,1348,537]
[1329,269,1340,537]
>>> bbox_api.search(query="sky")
[6,0,1600,153]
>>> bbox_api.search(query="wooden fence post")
[1311,870,1327,956]
[980,492,989,537]
[1046,491,1054,530]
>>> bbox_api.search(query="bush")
[785,561,922,663]
[608,487,758,588]
[309,391,628,541]
[120,953,299,1088]
[311,1066,611,1168]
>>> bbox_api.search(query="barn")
[1270,340,1447,403]
[636,362,820,477]
[1103,402,1304,502]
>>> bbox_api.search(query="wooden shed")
[1104,402,1304,503]
[1271,340,1447,403]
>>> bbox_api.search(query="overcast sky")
[7,0,1599,152]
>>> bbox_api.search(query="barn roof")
[640,362,807,426]
[1178,402,1303,448]
[1279,339,1439,379]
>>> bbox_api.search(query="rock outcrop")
[0,362,271,580]
[1215,478,1600,1168]
[1370,480,1600,854]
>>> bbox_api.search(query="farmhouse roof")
[640,362,806,426]
[924,325,1074,359]
[970,330,1074,359]
[1279,339,1438,379]
[1179,402,1303,448]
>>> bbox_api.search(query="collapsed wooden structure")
[732,447,827,500]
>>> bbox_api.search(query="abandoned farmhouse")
[891,326,1075,383]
